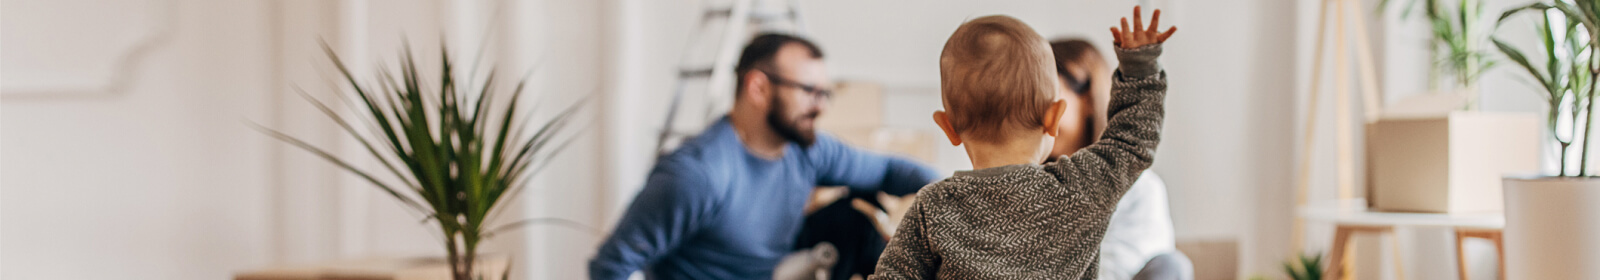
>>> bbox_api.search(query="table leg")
[1327,226,1354,280]
[1492,231,1505,280]
[1388,230,1406,280]
[1456,230,1470,280]
[1454,227,1506,280]
[1327,225,1399,280]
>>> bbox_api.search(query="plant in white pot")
[1492,0,1597,278]
[252,42,585,280]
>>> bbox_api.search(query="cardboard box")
[827,127,940,164]
[813,80,941,164]
[234,256,509,280]
[1368,112,1539,213]
[815,81,884,130]
[1176,238,1238,280]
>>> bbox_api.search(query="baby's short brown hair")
[939,15,1057,143]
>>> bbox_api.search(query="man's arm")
[868,199,938,280]
[808,133,942,196]
[589,161,717,280]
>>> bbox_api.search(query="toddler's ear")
[1042,99,1069,137]
[933,111,963,146]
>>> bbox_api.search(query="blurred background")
[1,0,1590,279]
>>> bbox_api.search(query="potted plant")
[1366,0,1542,214]
[252,42,584,280]
[1379,0,1498,106]
[1284,253,1324,280]
[1491,0,1598,278]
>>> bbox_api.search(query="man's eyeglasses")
[760,70,833,101]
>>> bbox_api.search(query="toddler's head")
[934,15,1067,163]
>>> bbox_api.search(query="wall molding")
[1,0,177,100]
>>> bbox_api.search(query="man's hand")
[1109,6,1177,49]
[805,186,850,215]
[851,192,916,240]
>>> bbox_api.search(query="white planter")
[1502,176,1600,280]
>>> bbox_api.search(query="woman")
[1049,38,1192,280]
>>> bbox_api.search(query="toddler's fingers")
[1110,28,1122,46]
[1120,18,1133,43]
[1158,26,1177,42]
[1149,9,1162,33]
[1132,6,1144,34]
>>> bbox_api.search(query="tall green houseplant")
[254,42,582,280]
[1492,2,1596,277]
[1379,0,1499,109]
[1492,0,1596,176]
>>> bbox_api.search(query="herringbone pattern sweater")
[870,44,1167,280]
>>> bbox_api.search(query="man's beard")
[766,94,819,147]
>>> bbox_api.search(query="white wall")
[2,0,607,279]
[2,0,279,279]
[512,0,607,278]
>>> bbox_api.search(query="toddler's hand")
[1110,6,1177,49]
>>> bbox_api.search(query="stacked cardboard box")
[1368,112,1539,213]
[815,81,939,163]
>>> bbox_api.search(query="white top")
[1098,170,1178,280]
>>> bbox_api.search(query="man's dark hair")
[733,33,824,98]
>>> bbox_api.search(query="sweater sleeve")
[589,159,718,280]
[869,199,939,280]
[809,133,942,196]
[1045,43,1167,210]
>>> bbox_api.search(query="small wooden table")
[1300,200,1505,280]
[234,256,510,280]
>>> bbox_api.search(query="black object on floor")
[795,193,886,280]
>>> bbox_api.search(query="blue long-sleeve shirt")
[589,117,942,280]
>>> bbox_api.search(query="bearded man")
[589,33,941,280]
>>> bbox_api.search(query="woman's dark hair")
[1049,39,1100,95]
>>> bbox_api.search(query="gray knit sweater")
[870,43,1167,280]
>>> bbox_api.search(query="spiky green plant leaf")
[255,40,588,280]
[1282,252,1324,280]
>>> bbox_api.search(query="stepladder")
[654,0,808,158]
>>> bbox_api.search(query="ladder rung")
[661,128,701,138]
[749,9,797,21]
[706,9,794,24]
[704,8,732,19]
[679,68,715,77]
